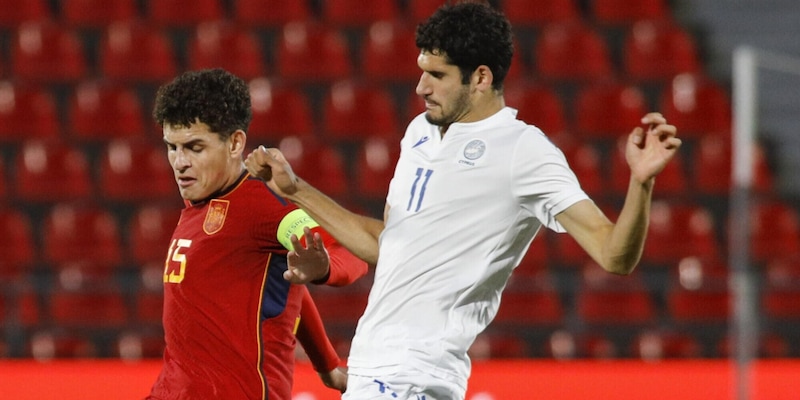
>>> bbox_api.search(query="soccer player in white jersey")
[245,2,681,399]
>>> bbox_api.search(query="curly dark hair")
[415,1,513,90]
[153,68,252,138]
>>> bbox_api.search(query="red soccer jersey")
[148,172,365,400]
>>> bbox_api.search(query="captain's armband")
[277,209,320,250]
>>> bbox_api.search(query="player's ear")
[472,65,494,91]
[230,130,247,156]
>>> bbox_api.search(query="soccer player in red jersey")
[147,68,367,400]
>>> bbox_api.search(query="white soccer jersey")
[347,107,589,390]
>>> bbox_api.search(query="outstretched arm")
[246,146,384,266]
[556,112,681,275]
[296,286,347,393]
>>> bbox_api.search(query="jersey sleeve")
[513,128,590,232]
[312,227,368,287]
[296,286,340,373]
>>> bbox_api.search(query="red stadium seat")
[504,83,567,138]
[354,136,400,201]
[48,282,129,328]
[745,200,800,264]
[666,256,730,323]
[505,41,529,86]
[41,204,123,275]
[187,21,267,80]
[581,335,622,359]
[115,330,166,360]
[98,139,177,203]
[503,0,581,27]
[590,0,670,26]
[307,288,369,331]
[13,141,93,203]
[247,78,314,145]
[275,21,353,84]
[28,330,98,359]
[573,81,647,139]
[716,332,792,358]
[631,330,702,360]
[147,0,224,28]
[322,80,400,142]
[277,135,349,201]
[99,21,178,84]
[233,0,311,28]
[761,256,800,321]
[550,231,592,269]
[0,0,51,29]
[660,73,731,137]
[0,208,36,279]
[550,331,620,359]
[11,21,87,83]
[691,135,773,196]
[513,232,551,278]
[609,136,689,198]
[544,329,578,359]
[0,156,6,199]
[128,204,181,265]
[0,82,62,143]
[641,202,722,267]
[469,332,531,359]
[321,0,401,28]
[0,82,61,143]
[407,0,445,23]
[133,263,165,326]
[561,142,607,198]
[360,20,421,84]
[67,80,146,143]
[576,262,656,325]
[495,274,564,327]
[62,0,139,29]
[623,20,701,82]
[534,21,614,83]
[8,286,43,328]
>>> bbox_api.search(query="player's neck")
[440,95,505,137]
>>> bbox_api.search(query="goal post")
[731,45,800,400]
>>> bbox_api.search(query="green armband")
[277,209,320,250]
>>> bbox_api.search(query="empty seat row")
[0,0,674,30]
[0,132,770,213]
[0,73,733,149]
[3,198,798,312]
[0,17,700,85]
[469,327,799,360]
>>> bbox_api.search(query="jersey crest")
[458,139,487,166]
[203,199,229,235]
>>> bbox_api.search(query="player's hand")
[285,226,331,284]
[626,112,681,184]
[244,146,298,197]
[318,366,348,393]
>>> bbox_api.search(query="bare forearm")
[603,177,654,274]
[289,178,383,265]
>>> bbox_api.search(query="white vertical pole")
[731,45,758,400]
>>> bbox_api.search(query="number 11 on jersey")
[407,168,433,212]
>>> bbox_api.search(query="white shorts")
[343,371,464,400]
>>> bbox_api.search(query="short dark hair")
[415,1,513,90]
[153,68,252,138]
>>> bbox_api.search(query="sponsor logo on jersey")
[203,199,229,235]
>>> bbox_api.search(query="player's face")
[163,122,242,202]
[415,51,472,127]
